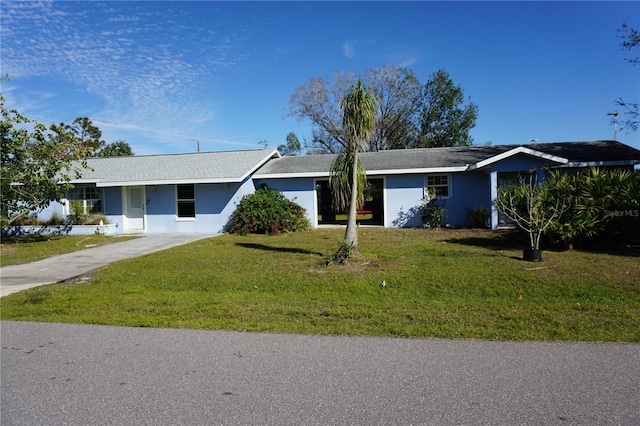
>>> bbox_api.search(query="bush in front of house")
[465,206,489,228]
[226,186,311,235]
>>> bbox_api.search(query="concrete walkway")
[0,233,217,297]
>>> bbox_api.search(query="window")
[66,185,102,214]
[425,175,450,198]
[176,184,195,218]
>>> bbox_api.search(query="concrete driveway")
[1,321,639,425]
[0,233,217,297]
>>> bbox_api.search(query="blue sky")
[1,1,638,155]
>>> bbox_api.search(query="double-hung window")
[425,175,451,198]
[66,185,102,214]
[176,184,196,219]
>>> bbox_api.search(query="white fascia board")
[238,149,281,182]
[558,160,639,168]
[253,166,467,180]
[67,178,103,185]
[253,171,332,179]
[95,178,243,187]
[367,166,468,175]
[469,147,568,171]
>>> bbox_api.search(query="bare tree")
[616,22,639,133]
[289,66,421,153]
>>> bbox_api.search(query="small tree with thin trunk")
[328,78,377,262]
[495,171,567,261]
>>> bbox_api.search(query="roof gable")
[73,149,279,187]
[468,146,568,171]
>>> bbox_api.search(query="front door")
[124,186,145,232]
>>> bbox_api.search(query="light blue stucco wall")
[447,171,490,227]
[32,179,257,234]
[34,201,65,222]
[143,179,256,233]
[385,172,489,228]
[102,187,123,230]
[384,175,424,228]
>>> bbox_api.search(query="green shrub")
[420,188,447,228]
[547,168,640,249]
[465,206,489,228]
[226,186,310,235]
[67,201,88,224]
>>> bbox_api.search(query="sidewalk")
[0,233,217,297]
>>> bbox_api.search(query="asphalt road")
[2,321,638,425]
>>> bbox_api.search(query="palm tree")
[329,78,377,257]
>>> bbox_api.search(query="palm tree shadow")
[444,230,528,252]
[235,242,324,256]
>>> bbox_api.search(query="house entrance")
[316,178,383,226]
[123,186,145,232]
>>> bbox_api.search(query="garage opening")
[316,178,383,226]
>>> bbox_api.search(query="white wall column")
[490,171,499,230]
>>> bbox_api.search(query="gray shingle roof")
[73,149,279,186]
[254,140,640,177]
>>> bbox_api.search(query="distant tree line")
[1,91,133,226]
[286,66,478,154]
[52,117,134,158]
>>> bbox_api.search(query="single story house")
[27,140,640,234]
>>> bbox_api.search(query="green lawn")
[0,234,138,267]
[1,228,638,342]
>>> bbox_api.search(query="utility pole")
[607,111,619,140]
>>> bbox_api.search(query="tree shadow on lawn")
[443,229,565,261]
[444,229,530,251]
[445,230,640,258]
[234,242,324,256]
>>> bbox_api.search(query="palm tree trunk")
[344,149,359,251]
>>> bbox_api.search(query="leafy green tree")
[277,132,302,156]
[329,78,377,258]
[416,69,478,148]
[70,117,105,155]
[98,139,134,157]
[1,98,92,226]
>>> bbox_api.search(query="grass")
[1,228,638,342]
[0,234,138,266]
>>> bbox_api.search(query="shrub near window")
[226,186,310,235]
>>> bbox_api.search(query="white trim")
[313,178,320,228]
[468,147,568,171]
[558,160,639,167]
[95,177,244,187]
[254,166,467,180]
[257,172,332,180]
[424,173,452,199]
[237,149,281,182]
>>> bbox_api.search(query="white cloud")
[342,40,357,58]
[0,1,253,153]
